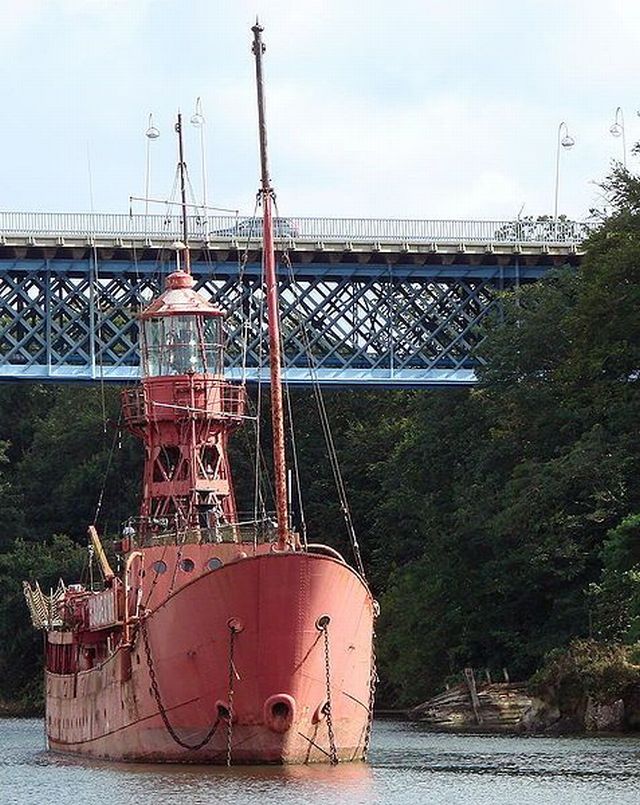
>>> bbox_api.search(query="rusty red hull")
[46,553,374,763]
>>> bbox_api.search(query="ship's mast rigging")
[251,21,291,551]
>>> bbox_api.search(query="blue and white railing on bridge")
[0,211,591,247]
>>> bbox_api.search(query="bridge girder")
[0,241,580,386]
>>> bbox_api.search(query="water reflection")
[4,718,640,805]
[57,754,374,798]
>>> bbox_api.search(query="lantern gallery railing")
[0,211,592,246]
[121,383,247,427]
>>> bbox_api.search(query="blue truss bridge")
[0,212,589,386]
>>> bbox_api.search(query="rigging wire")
[280,245,366,578]
[91,241,108,438]
[86,144,108,437]
[130,195,239,214]
[237,196,260,381]
[282,375,307,547]
[243,393,271,522]
[251,274,265,530]
[250,221,268,525]
[164,168,180,230]
[92,410,124,525]
[278,324,308,543]
[231,196,273,526]
[270,198,307,544]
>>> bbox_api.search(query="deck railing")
[0,211,592,245]
[125,515,278,547]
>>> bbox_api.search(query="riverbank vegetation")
[1,164,639,715]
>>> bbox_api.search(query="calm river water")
[3,718,640,804]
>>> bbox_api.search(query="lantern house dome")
[138,270,224,377]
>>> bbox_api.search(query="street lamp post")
[190,97,208,227]
[144,113,160,217]
[554,121,575,221]
[609,107,626,168]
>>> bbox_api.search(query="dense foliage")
[0,165,638,712]
[529,639,640,708]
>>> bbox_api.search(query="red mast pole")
[252,21,291,550]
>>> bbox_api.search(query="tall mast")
[251,21,291,550]
[175,112,191,274]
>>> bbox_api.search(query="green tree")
[16,386,142,542]
[0,535,84,710]
[374,164,640,705]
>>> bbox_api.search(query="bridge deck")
[0,213,587,386]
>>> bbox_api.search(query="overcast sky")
[0,0,638,221]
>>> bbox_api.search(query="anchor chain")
[141,620,221,751]
[226,623,239,767]
[319,617,339,765]
[363,628,378,760]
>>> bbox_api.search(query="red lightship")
[23,23,376,764]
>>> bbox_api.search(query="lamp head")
[191,97,205,127]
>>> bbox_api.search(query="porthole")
[207,557,223,571]
[152,560,167,574]
[180,558,195,573]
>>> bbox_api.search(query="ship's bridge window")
[142,315,223,377]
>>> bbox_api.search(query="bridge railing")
[0,211,592,245]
